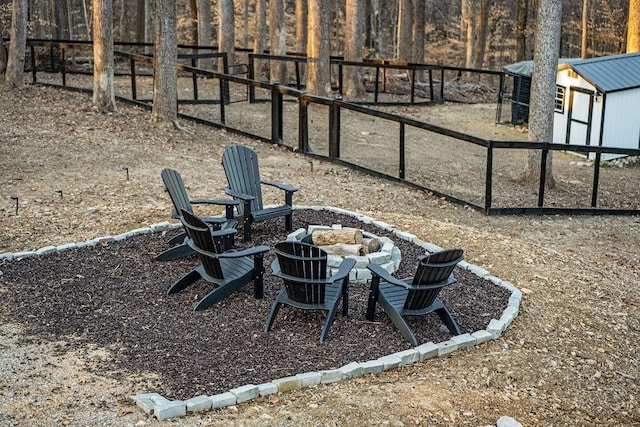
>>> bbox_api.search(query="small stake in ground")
[122,166,129,181]
[56,190,63,199]
[10,195,19,215]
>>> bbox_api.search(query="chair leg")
[384,307,419,347]
[167,268,202,294]
[154,243,194,262]
[365,277,381,321]
[320,298,342,342]
[285,212,292,231]
[253,254,265,299]
[435,304,461,336]
[263,291,286,332]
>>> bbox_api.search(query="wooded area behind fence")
[14,39,640,216]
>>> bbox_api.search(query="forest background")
[0,0,635,74]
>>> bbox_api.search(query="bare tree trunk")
[306,0,331,95]
[218,0,235,66]
[412,0,425,65]
[396,0,412,61]
[92,0,117,113]
[516,0,528,61]
[144,0,153,53]
[581,0,588,58]
[295,0,308,54]
[136,0,146,44]
[461,0,476,68]
[196,0,213,69]
[344,0,365,97]
[152,0,179,126]
[253,0,267,79]
[473,0,491,68]
[627,0,640,52]
[269,0,287,83]
[0,19,7,74]
[243,0,250,48]
[524,0,561,187]
[5,0,28,87]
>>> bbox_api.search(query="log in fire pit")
[286,224,401,282]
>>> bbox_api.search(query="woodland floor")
[0,83,639,426]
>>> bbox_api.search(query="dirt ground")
[1,83,639,426]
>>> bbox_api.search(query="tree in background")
[92,0,117,113]
[218,0,234,67]
[295,0,308,54]
[5,0,27,87]
[306,0,331,95]
[627,0,640,52]
[253,0,267,78]
[524,0,562,187]
[396,0,412,61]
[0,18,6,74]
[343,0,365,97]
[194,0,213,69]
[474,0,492,68]
[516,0,529,61]
[151,0,178,126]
[269,0,287,83]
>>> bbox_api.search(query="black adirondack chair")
[155,168,239,262]
[264,241,356,342]
[221,145,298,241]
[167,209,270,311]
[366,248,464,346]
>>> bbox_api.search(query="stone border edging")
[0,206,522,421]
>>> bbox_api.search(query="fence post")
[484,144,494,211]
[410,68,415,104]
[30,45,37,83]
[591,151,602,207]
[537,145,549,207]
[60,46,66,86]
[191,58,199,100]
[329,95,342,158]
[248,54,256,103]
[222,54,230,105]
[399,123,405,179]
[219,77,226,124]
[130,58,137,100]
[298,96,309,153]
[271,82,283,145]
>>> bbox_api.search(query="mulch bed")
[0,209,510,400]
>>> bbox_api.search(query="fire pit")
[286,224,401,282]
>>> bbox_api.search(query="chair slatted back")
[180,209,224,279]
[161,168,193,218]
[275,241,328,305]
[405,248,464,310]
[221,145,264,215]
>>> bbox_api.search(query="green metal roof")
[568,52,640,93]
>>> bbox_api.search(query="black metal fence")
[18,39,640,216]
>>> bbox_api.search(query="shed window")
[555,86,565,113]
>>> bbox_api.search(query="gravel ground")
[0,83,638,426]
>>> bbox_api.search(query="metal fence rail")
[20,39,640,216]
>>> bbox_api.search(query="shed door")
[565,86,594,146]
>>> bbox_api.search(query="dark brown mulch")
[0,209,510,400]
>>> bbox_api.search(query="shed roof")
[502,58,580,77]
[565,52,640,93]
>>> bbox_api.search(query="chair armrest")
[261,180,299,193]
[216,245,270,259]
[366,263,411,289]
[223,187,256,202]
[210,228,237,239]
[190,198,240,206]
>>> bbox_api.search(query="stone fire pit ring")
[286,224,401,283]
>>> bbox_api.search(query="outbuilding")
[552,52,640,160]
